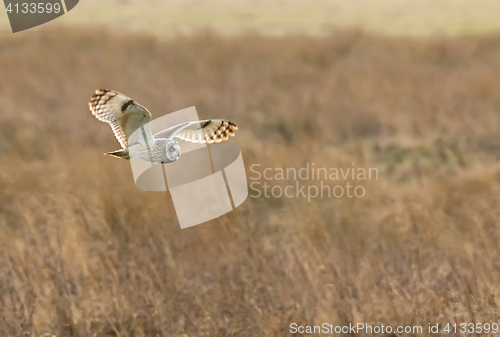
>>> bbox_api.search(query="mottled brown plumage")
[89,89,238,162]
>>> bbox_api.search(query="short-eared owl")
[89,89,238,164]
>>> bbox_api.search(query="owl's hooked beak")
[174,145,181,162]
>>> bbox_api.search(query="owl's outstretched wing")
[89,89,153,148]
[153,119,238,144]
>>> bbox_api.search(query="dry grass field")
[55,0,500,36]
[2,0,500,36]
[1,28,500,336]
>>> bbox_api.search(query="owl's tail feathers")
[104,149,130,160]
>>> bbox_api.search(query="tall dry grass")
[0,29,500,336]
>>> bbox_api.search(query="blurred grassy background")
[1,1,500,336]
[2,0,500,36]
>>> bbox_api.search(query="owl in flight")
[89,89,238,164]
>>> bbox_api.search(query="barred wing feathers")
[154,119,238,144]
[89,89,152,148]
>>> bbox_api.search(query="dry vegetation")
[1,29,500,336]
[4,0,500,36]
[55,0,500,36]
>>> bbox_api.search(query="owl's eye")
[170,147,175,152]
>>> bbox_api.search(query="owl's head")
[164,139,181,162]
